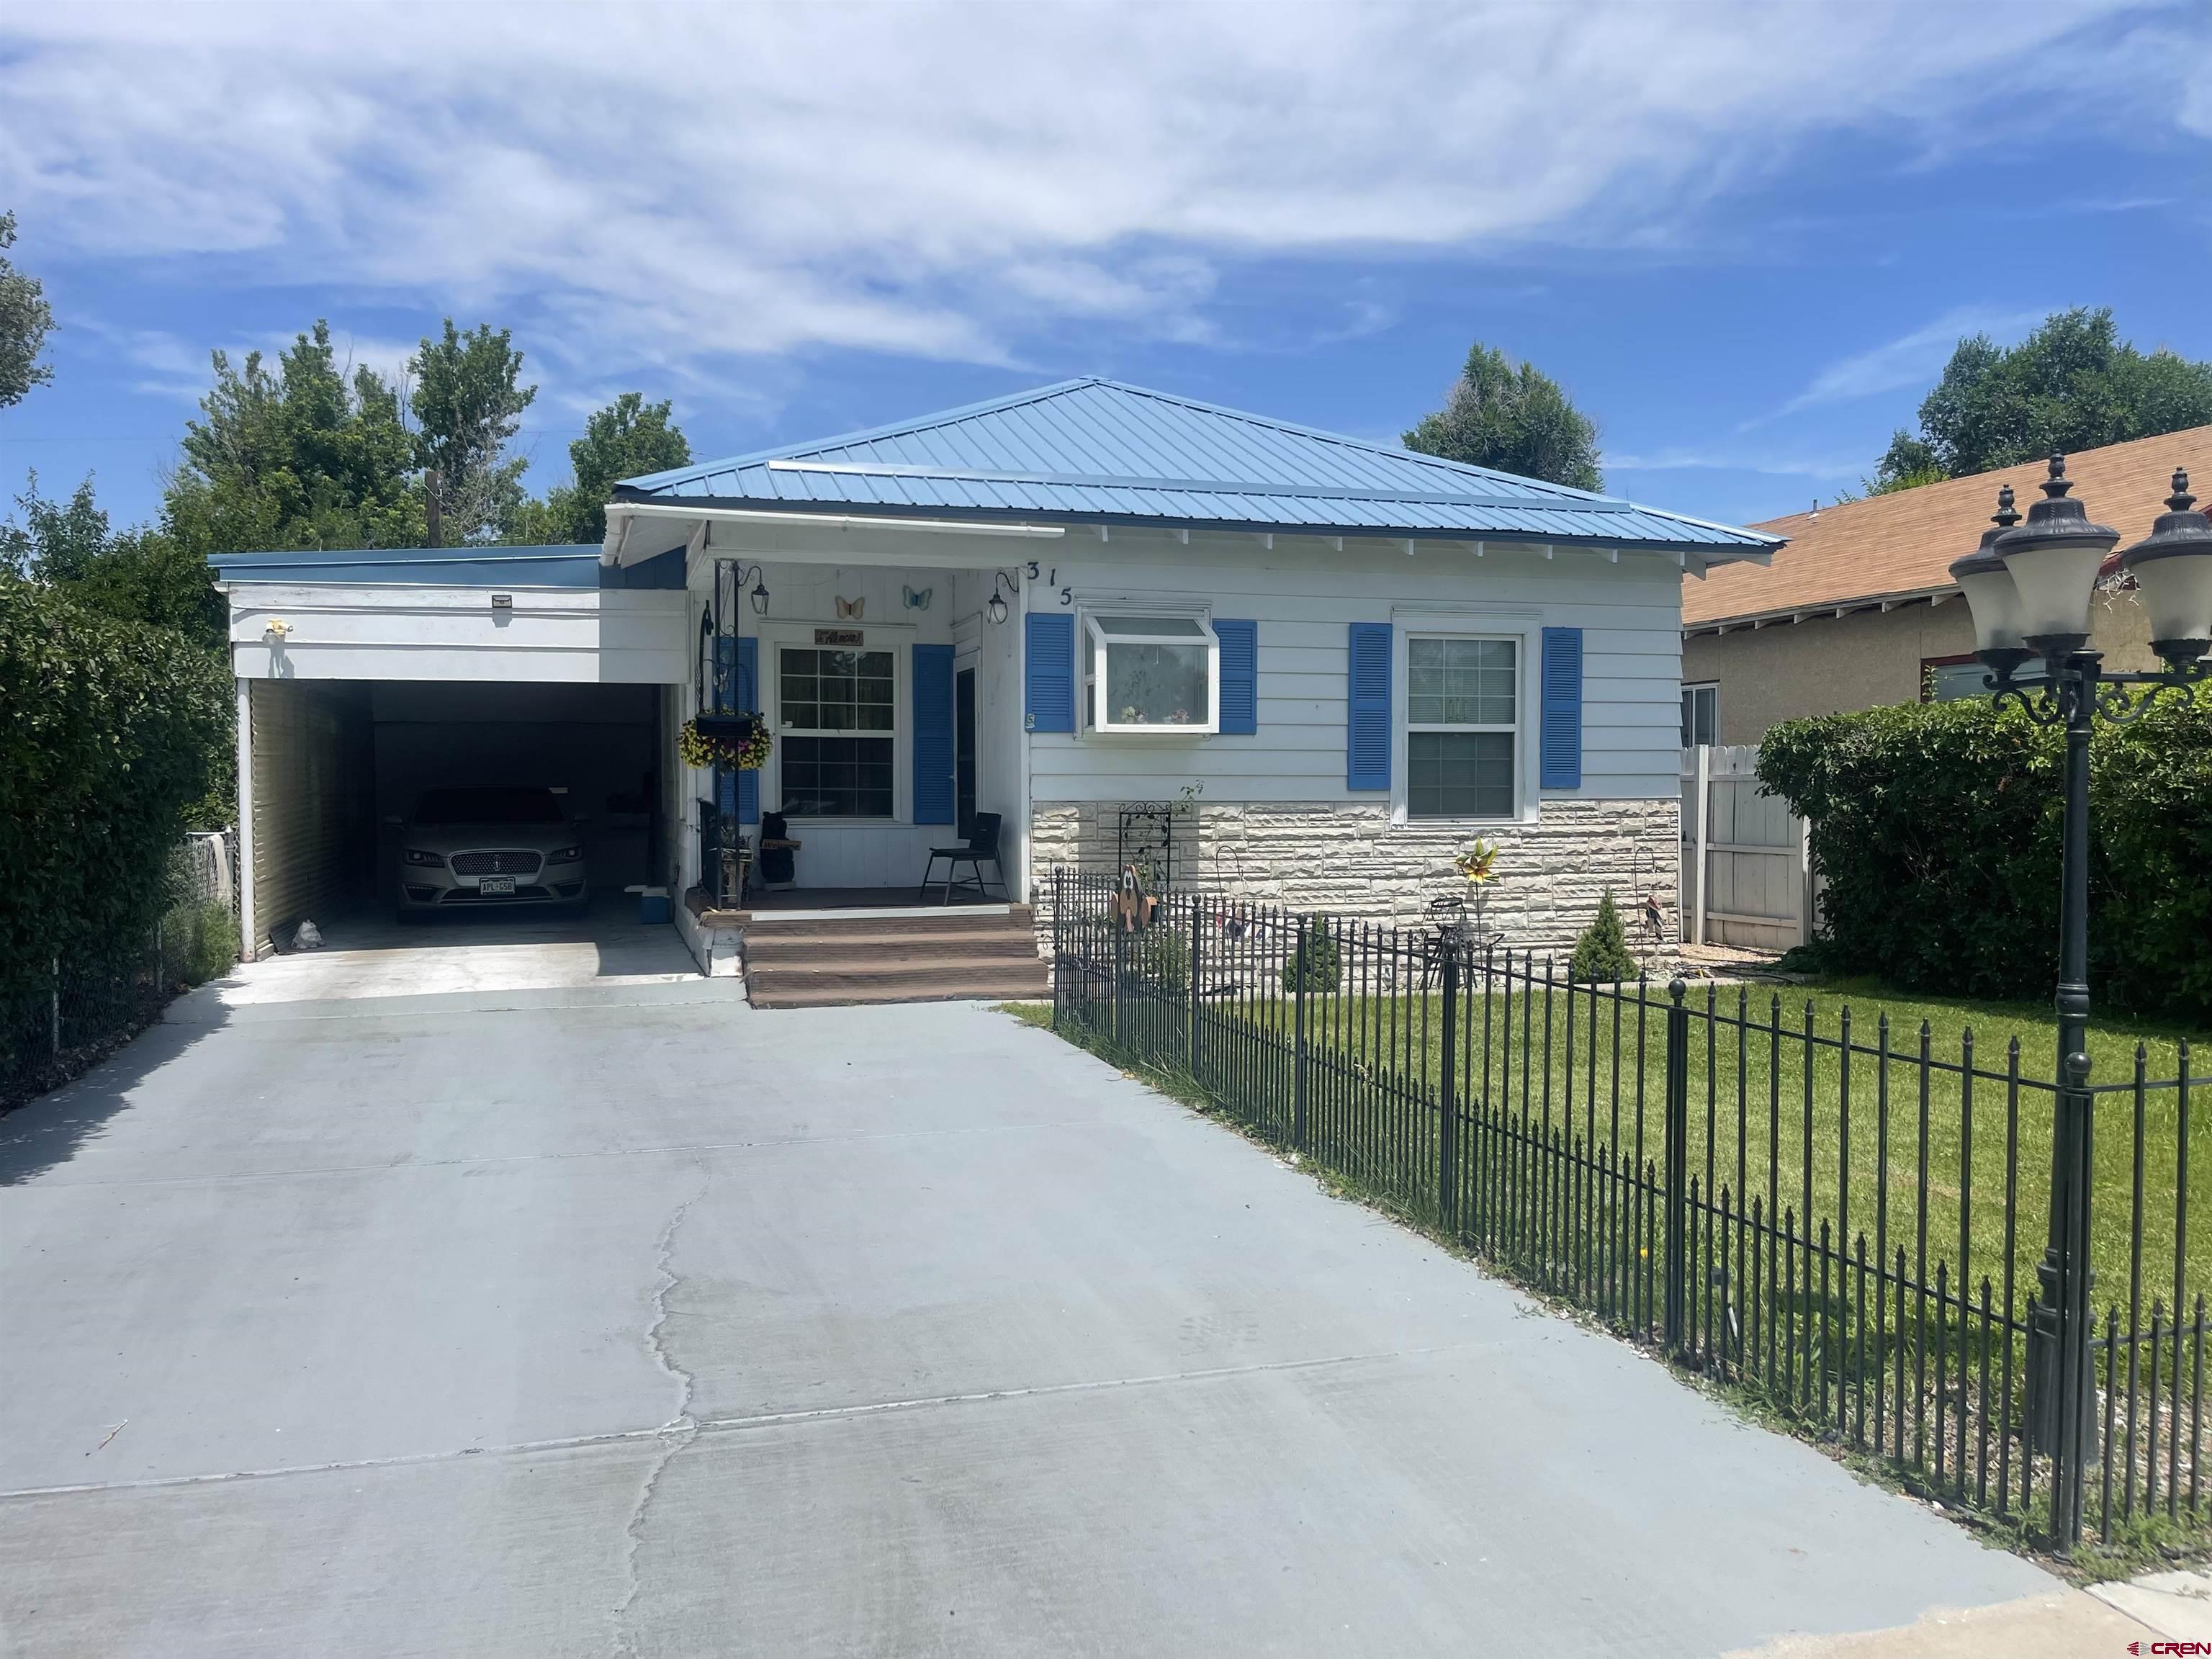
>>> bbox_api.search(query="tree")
[1865,432,1945,496]
[4,473,226,652]
[0,210,54,408]
[1874,308,2212,490]
[161,320,420,557]
[1403,341,1604,491]
[515,392,691,545]
[410,320,536,545]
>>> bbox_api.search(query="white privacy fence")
[1678,745,1815,952]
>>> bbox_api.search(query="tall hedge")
[0,577,231,1005]
[1757,686,2211,1025]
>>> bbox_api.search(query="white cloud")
[0,0,2186,372]
[1608,448,1861,479]
[1773,307,2046,417]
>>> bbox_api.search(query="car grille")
[451,850,541,876]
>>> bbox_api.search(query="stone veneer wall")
[1029,799,1679,957]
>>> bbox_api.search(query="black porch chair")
[918,813,1005,904]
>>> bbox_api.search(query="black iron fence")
[1048,867,2209,1555]
[1,834,240,1110]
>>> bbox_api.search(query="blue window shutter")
[912,644,954,825]
[1025,612,1075,733]
[1540,626,1583,791]
[734,635,760,824]
[1215,619,1257,735]
[1346,622,1391,791]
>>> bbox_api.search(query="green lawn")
[1102,966,2209,1332]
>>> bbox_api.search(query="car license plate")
[477,875,516,895]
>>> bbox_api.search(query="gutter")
[1683,582,1959,638]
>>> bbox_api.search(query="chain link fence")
[1,830,241,1110]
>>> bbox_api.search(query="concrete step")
[747,963,1050,1009]
[739,904,1046,1009]
[745,932,1042,967]
[742,905,1034,939]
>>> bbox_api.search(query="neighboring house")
[212,378,1776,971]
[1680,426,2212,746]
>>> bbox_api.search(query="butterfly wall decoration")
[902,585,932,611]
[835,595,864,619]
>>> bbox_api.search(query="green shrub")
[1282,914,1343,994]
[1757,685,2211,1023]
[166,899,240,989]
[1570,889,1638,983]
[1,578,230,1010]
[1137,926,1189,993]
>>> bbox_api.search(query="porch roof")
[611,378,1779,559]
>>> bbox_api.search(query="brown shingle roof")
[1682,426,2212,629]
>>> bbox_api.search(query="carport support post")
[1663,978,1691,1354]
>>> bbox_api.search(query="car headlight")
[404,849,445,867]
[549,845,583,864]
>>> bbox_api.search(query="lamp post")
[1950,456,2212,1539]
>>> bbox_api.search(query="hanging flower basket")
[680,712,771,770]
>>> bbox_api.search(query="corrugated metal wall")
[249,681,373,953]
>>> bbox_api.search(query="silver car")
[395,786,588,917]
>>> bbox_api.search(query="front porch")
[668,541,1033,914]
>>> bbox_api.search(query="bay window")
[1406,634,1517,818]
[1084,613,1219,733]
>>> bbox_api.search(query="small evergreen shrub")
[1282,914,1343,993]
[1570,889,1638,983]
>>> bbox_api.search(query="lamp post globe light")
[1949,456,2212,1537]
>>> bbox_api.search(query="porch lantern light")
[2117,468,2212,670]
[1946,484,2027,673]
[986,571,1014,626]
[749,570,770,616]
[1990,454,2118,655]
[1950,450,2211,1547]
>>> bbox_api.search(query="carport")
[211,544,691,963]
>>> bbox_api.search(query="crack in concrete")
[0,1341,1489,1502]
[608,1156,711,1659]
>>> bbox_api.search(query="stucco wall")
[1030,798,1678,955]
[1682,587,2161,745]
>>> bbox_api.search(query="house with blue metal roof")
[600,377,1776,965]
[212,377,1778,983]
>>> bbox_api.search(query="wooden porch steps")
[744,904,1048,1009]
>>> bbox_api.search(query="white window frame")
[1681,680,1719,748]
[1402,630,1523,822]
[1083,609,1221,736]
[773,639,900,822]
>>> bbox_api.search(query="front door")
[955,666,977,839]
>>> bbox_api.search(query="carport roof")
[208,544,685,589]
[612,377,1779,557]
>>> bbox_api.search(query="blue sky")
[4,1,2208,536]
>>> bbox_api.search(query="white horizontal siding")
[223,583,686,684]
[1028,543,1681,805]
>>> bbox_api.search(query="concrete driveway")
[225,894,701,1004]
[1,971,2067,1656]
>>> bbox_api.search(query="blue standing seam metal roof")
[206,544,687,590]
[614,378,1779,554]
